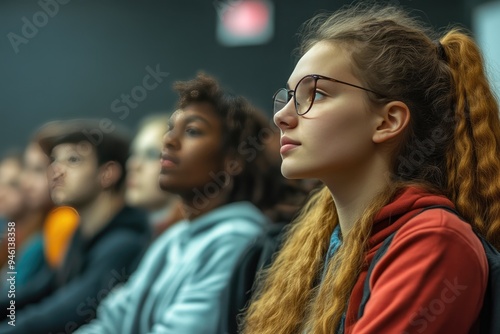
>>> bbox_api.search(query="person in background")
[0,145,54,292]
[1,138,78,291]
[0,119,150,333]
[76,73,283,334]
[126,113,182,238]
[244,3,500,334]
[9,142,56,290]
[0,151,29,287]
[0,151,26,228]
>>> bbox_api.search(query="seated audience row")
[0,73,310,334]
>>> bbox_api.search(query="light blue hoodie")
[76,201,267,334]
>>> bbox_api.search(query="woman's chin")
[158,175,173,192]
[281,166,306,180]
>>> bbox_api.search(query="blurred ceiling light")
[216,0,274,47]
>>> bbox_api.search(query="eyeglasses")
[272,74,385,116]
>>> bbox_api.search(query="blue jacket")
[77,201,268,334]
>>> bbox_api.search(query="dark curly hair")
[173,72,288,212]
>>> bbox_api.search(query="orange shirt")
[43,206,79,268]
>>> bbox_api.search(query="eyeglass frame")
[272,74,387,116]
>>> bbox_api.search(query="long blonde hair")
[243,3,500,333]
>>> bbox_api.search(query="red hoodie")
[345,187,488,334]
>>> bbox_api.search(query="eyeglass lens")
[273,75,317,115]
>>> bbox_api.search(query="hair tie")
[436,41,447,62]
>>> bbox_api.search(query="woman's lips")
[280,136,301,155]
[160,159,177,168]
[280,143,300,154]
[160,153,179,168]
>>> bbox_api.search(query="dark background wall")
[0,0,486,154]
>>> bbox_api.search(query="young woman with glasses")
[243,3,500,334]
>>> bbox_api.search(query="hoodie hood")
[185,201,268,240]
[368,186,454,250]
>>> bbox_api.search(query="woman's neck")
[323,154,392,237]
[180,189,230,221]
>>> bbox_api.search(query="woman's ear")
[99,161,122,189]
[372,100,411,144]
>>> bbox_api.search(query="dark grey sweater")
[0,205,150,334]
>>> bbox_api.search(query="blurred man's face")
[48,142,101,209]
[21,143,53,212]
[0,158,26,220]
[126,122,173,211]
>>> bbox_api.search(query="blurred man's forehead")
[51,141,95,159]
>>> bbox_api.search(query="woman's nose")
[162,131,179,150]
[274,100,298,131]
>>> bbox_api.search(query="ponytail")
[441,30,500,249]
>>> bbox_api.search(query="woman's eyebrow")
[184,115,211,127]
[168,114,212,130]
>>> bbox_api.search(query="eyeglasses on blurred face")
[129,147,162,162]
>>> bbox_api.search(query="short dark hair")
[36,119,131,191]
